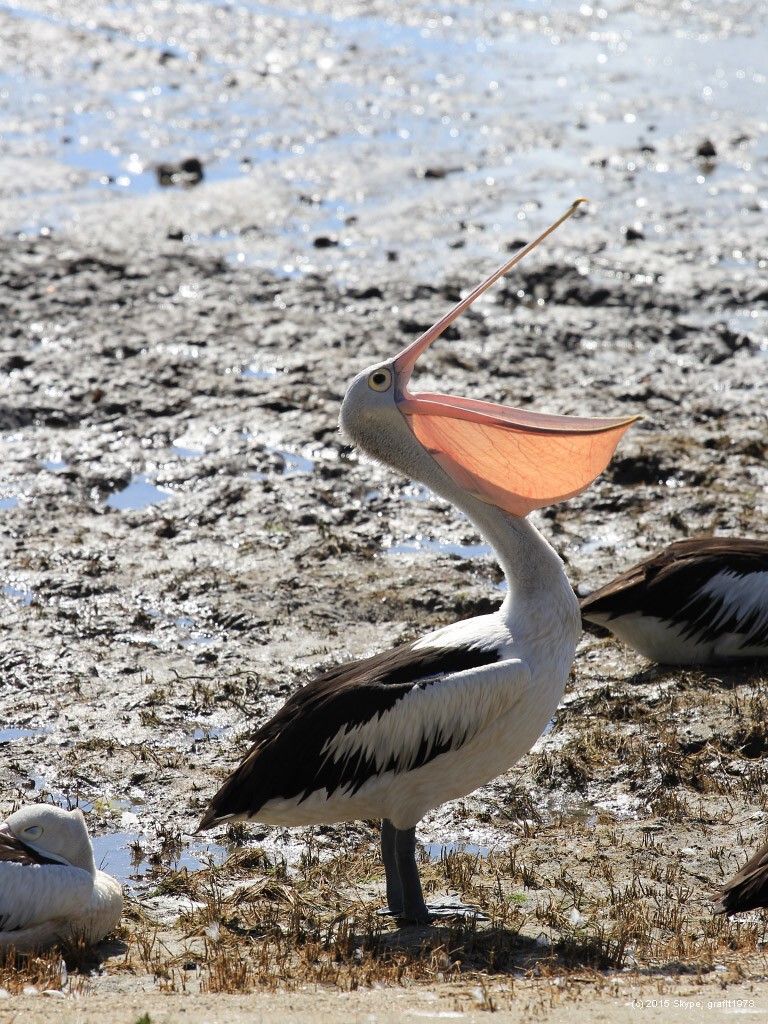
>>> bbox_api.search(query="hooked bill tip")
[391,197,590,380]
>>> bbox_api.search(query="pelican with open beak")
[199,200,638,922]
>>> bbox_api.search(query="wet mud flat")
[1,0,768,1016]
[1,219,767,1010]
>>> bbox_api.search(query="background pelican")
[580,537,768,664]
[0,804,123,951]
[714,839,768,917]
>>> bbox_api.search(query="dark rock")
[696,138,717,159]
[156,158,205,187]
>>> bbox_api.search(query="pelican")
[199,200,638,922]
[714,839,768,916]
[0,804,123,951]
[580,537,768,664]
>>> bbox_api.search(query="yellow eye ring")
[368,368,392,392]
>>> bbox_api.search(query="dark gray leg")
[394,825,430,923]
[379,821,483,924]
[380,818,403,915]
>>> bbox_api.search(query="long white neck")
[445,488,577,621]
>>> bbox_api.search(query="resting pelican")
[0,804,123,951]
[580,537,768,664]
[199,200,638,922]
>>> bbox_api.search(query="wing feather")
[714,840,768,915]
[200,638,514,826]
[320,659,530,783]
[0,862,94,933]
[581,538,768,619]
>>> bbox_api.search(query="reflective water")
[241,365,277,379]
[278,450,315,476]
[146,608,217,645]
[387,536,491,559]
[424,841,490,861]
[3,0,764,271]
[249,447,316,481]
[92,830,228,887]
[0,727,48,743]
[106,474,174,510]
[191,726,229,742]
[169,444,204,459]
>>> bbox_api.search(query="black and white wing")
[199,636,522,827]
[581,538,768,658]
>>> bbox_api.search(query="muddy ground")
[1,0,768,1020]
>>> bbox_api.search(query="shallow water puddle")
[145,607,218,646]
[424,841,490,861]
[277,449,315,476]
[542,717,556,738]
[190,726,229,743]
[386,536,491,560]
[92,830,229,889]
[106,474,174,510]
[3,585,34,605]
[169,444,204,459]
[577,527,626,556]
[241,365,278,379]
[249,447,316,481]
[384,534,508,593]
[0,727,48,743]
[91,831,143,884]
[400,483,432,502]
[171,616,216,645]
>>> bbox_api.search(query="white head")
[5,805,96,875]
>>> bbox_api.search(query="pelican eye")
[23,825,43,839]
[368,368,392,392]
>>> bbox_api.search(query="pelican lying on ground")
[714,839,768,916]
[580,537,768,665]
[0,804,123,951]
[199,200,638,923]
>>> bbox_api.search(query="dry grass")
[106,810,768,997]
[0,940,94,996]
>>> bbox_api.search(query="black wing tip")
[712,891,756,917]
[197,808,218,832]
[198,785,259,831]
[712,879,768,917]
[198,801,240,831]
[712,895,730,916]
